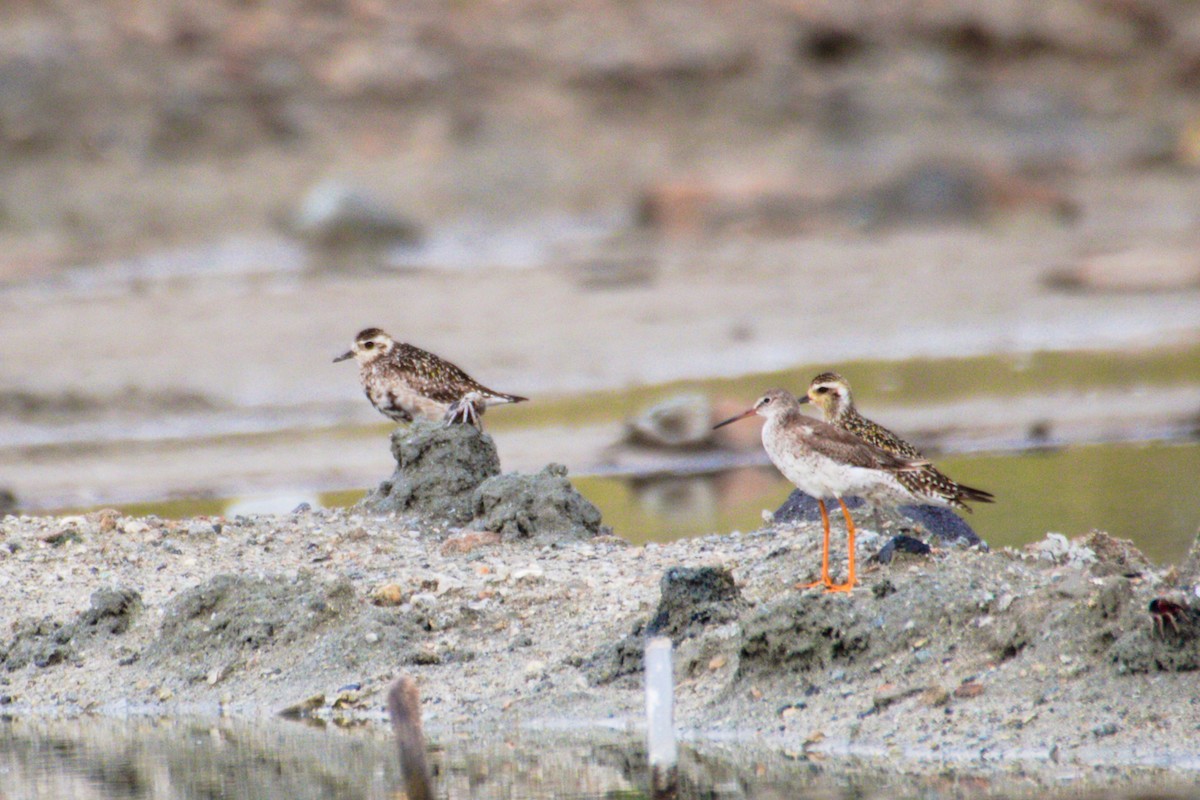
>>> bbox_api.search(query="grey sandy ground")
[1,504,1198,787]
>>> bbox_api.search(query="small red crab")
[1148,598,1189,637]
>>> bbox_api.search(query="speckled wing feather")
[839,411,924,460]
[783,412,928,473]
[840,408,994,509]
[898,468,995,511]
[395,343,525,404]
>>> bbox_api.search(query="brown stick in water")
[388,676,434,800]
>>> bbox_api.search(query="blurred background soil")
[1,0,1199,522]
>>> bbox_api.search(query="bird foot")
[443,394,485,429]
[824,582,856,594]
[795,578,833,591]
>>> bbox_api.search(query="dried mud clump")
[0,587,142,671]
[1,617,76,671]
[74,587,142,637]
[737,592,877,677]
[1111,598,1200,673]
[147,573,355,681]
[361,422,501,525]
[1079,530,1151,577]
[472,463,604,541]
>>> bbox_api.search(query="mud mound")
[360,422,501,525]
[147,574,355,682]
[1078,530,1152,577]
[1112,598,1200,673]
[589,566,745,685]
[1,617,76,671]
[0,587,141,671]
[647,566,746,638]
[472,463,603,540]
[736,552,1137,684]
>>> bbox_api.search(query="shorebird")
[715,389,936,592]
[334,328,527,428]
[801,372,994,512]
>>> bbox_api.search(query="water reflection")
[574,440,1200,563]
[50,442,1200,566]
[0,716,1194,800]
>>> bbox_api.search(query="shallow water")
[0,716,1190,800]
[573,439,1200,564]
[131,439,1199,565]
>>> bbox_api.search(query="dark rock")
[361,421,501,526]
[773,490,985,547]
[0,488,16,517]
[773,491,867,523]
[76,588,142,637]
[872,535,932,565]
[647,566,745,639]
[41,529,81,547]
[472,463,603,541]
[897,505,986,548]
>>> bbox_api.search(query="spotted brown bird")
[715,388,936,593]
[334,328,527,428]
[802,372,994,512]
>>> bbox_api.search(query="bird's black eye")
[363,341,374,349]
[815,386,829,394]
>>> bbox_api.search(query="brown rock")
[440,530,502,556]
[922,685,951,707]
[954,681,984,699]
[370,584,407,606]
[90,509,121,533]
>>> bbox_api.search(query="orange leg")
[797,499,834,590]
[826,498,858,594]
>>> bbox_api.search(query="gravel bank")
[2,429,1198,785]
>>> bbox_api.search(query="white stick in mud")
[645,637,677,795]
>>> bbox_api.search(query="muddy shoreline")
[2,425,1199,790]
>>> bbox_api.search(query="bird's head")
[713,388,798,429]
[334,327,395,365]
[801,372,852,418]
